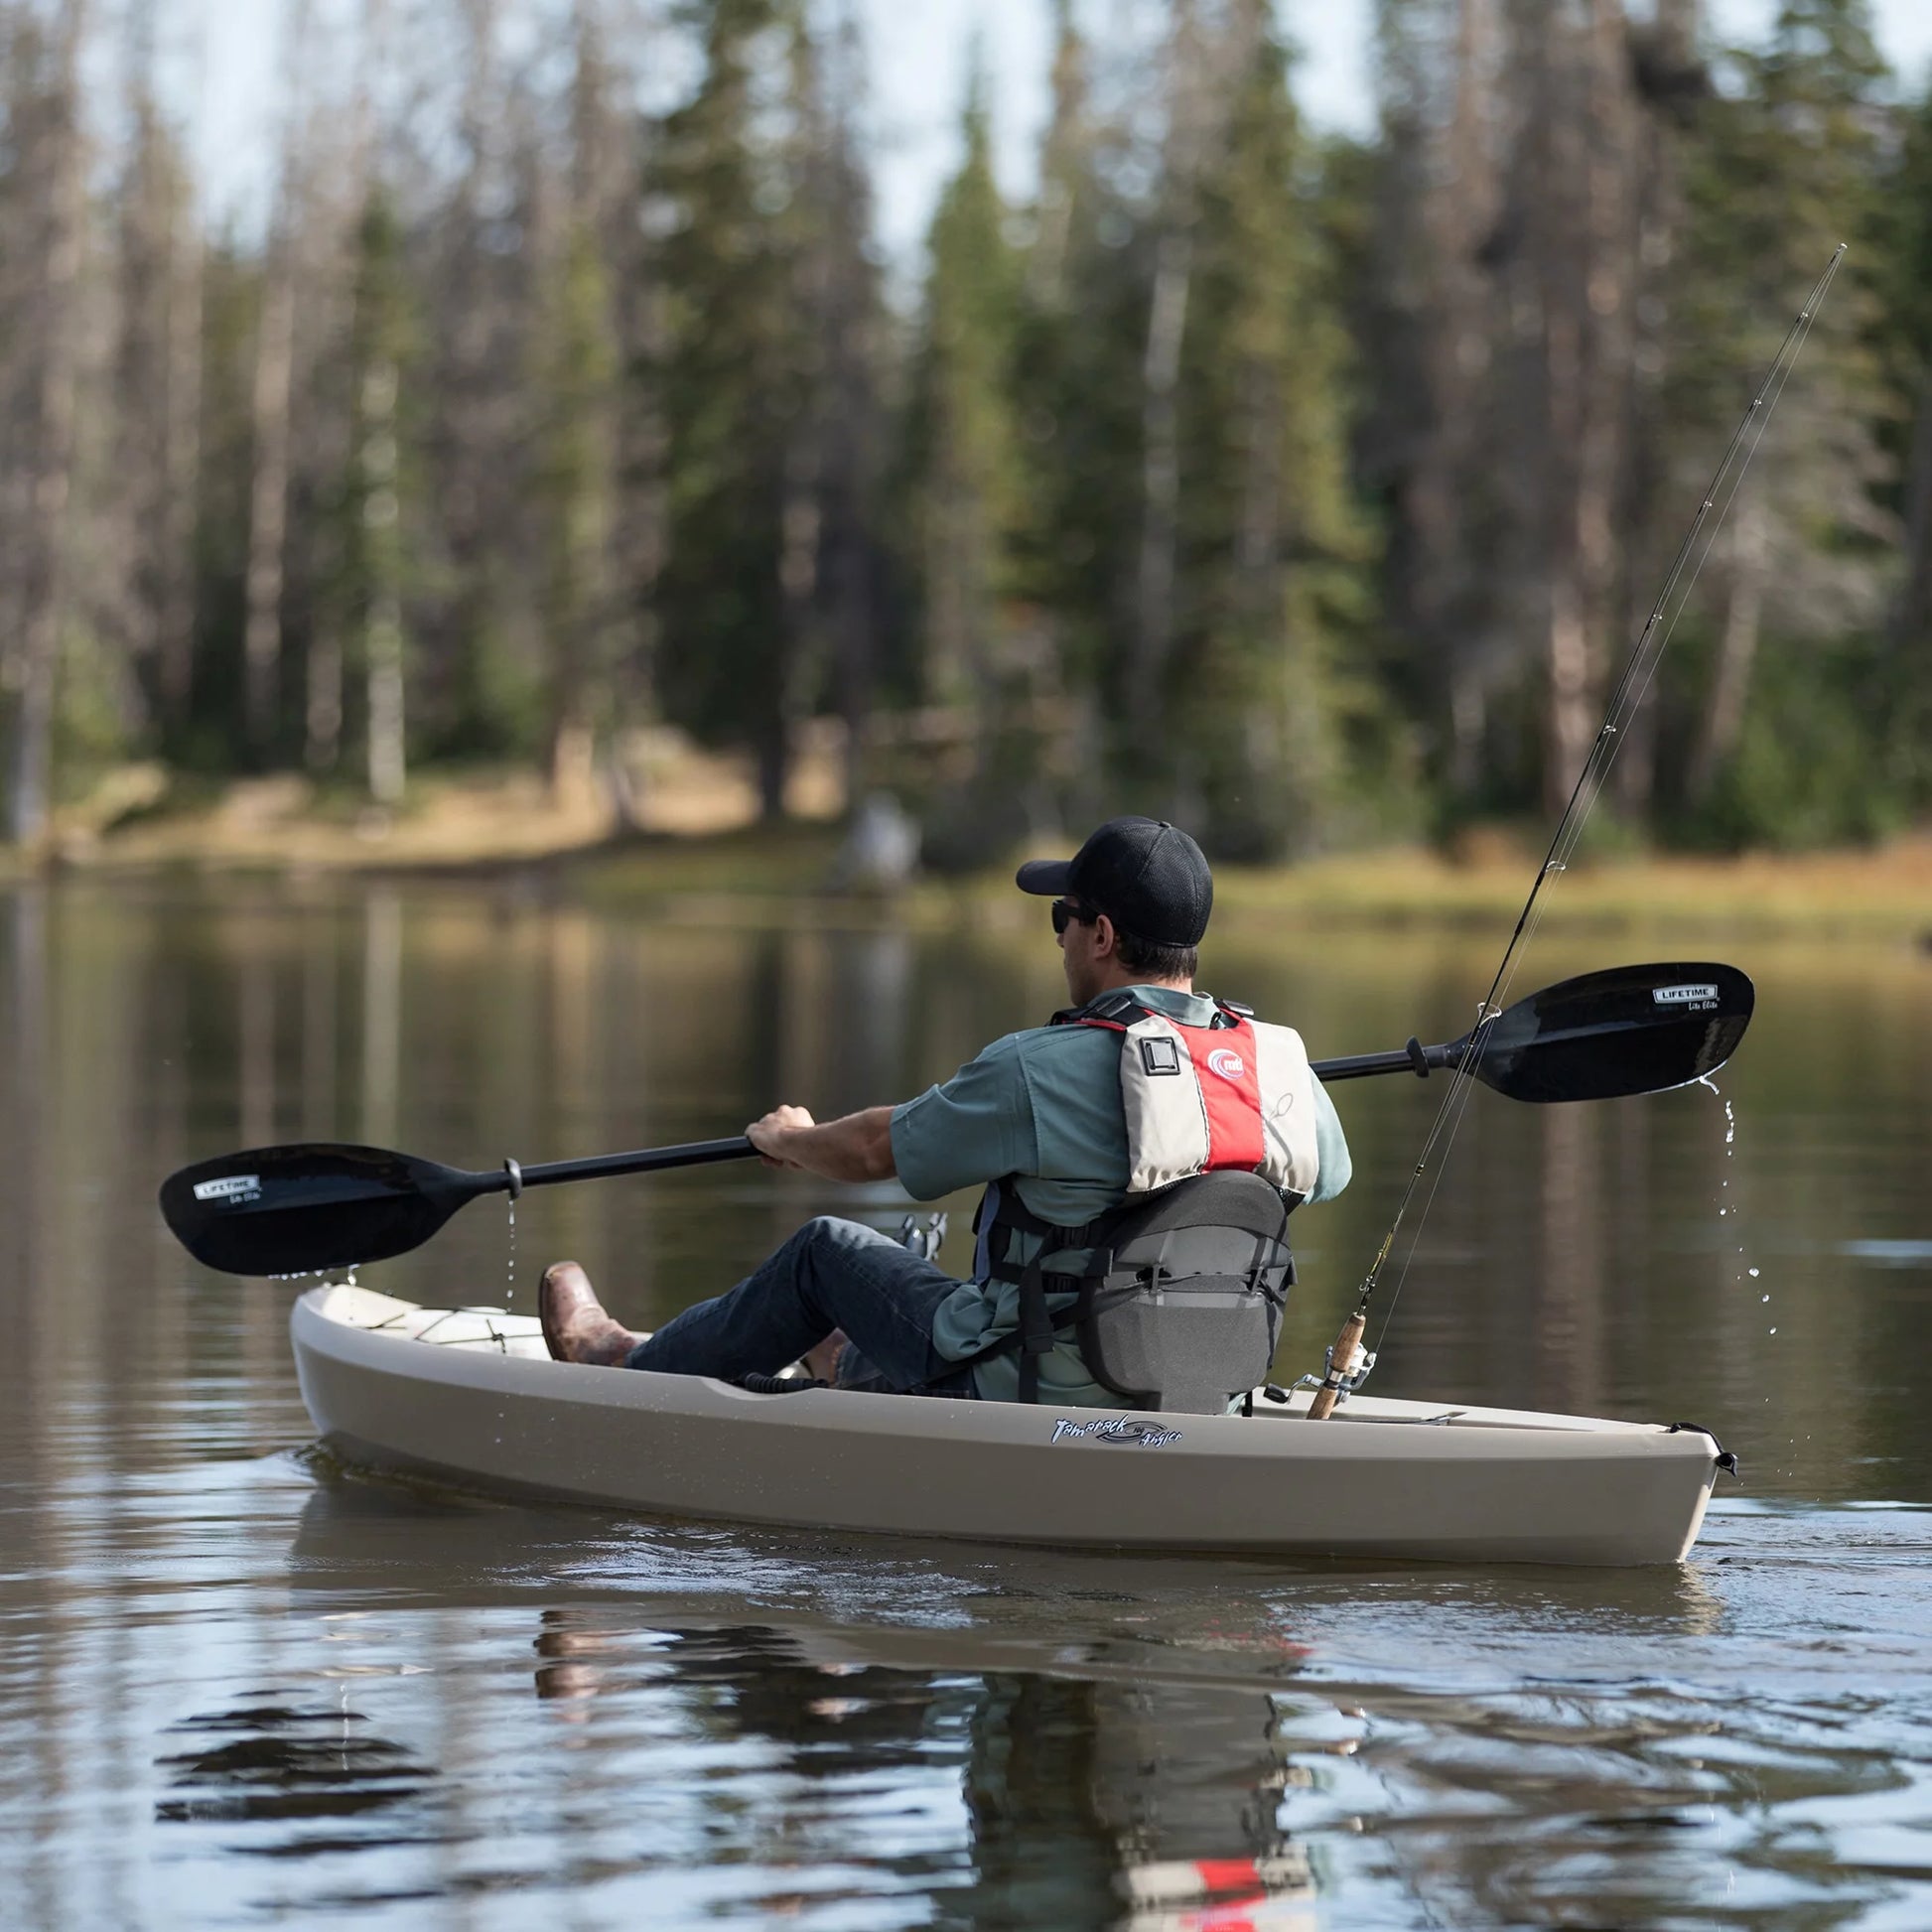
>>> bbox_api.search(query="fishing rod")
[1303,244,1849,1422]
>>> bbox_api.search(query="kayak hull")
[290,1286,1722,1567]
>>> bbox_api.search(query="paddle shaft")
[487,1042,1471,1195]
[508,1135,756,1193]
[1311,1038,1449,1083]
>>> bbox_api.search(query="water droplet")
[1761,1294,1770,1304]
[1768,1326,1777,1335]
[1748,1267,1760,1278]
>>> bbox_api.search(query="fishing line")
[1339,244,1847,1376]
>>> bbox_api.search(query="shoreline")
[7,778,1931,945]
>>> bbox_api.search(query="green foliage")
[534,218,621,772]
[12,2,1932,859]
[652,0,814,807]
[1694,632,1905,849]
[901,72,1025,714]
[1163,4,1383,859]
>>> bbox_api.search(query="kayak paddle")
[158,958,1750,1278]
[1311,959,1753,1102]
[160,1135,757,1279]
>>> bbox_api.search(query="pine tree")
[1162,0,1372,857]
[1009,0,1142,819]
[1665,0,1893,842]
[653,0,815,819]
[535,219,620,801]
[339,188,418,804]
[904,69,1023,720]
[1877,73,1932,805]
[787,7,886,803]
[1,0,88,845]
[110,1,200,745]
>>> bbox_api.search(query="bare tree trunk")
[1612,0,1701,817]
[308,0,388,777]
[1130,0,1211,759]
[1133,231,1190,743]
[1516,0,1637,819]
[1687,494,1764,802]
[242,0,313,759]
[819,18,882,811]
[112,0,169,738]
[1554,0,1637,814]
[356,0,406,806]
[1532,8,1596,816]
[363,358,406,805]
[243,260,296,756]
[6,2,87,848]
[305,626,343,772]
[606,0,666,800]
[1886,363,1932,660]
[1392,0,1504,801]
[767,430,821,820]
[161,107,205,725]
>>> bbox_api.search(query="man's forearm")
[760,1105,897,1182]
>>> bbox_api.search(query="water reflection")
[262,1469,1921,1929]
[157,1704,437,1829]
[4,875,1932,1927]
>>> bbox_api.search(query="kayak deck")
[291,1284,1724,1566]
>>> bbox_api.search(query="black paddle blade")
[159,1143,493,1277]
[1458,961,1754,1103]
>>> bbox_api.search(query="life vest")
[1070,990,1321,1202]
[956,992,1314,1414]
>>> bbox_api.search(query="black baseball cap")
[1016,817,1213,947]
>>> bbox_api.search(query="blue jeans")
[626,1216,978,1398]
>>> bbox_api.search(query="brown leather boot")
[539,1261,645,1366]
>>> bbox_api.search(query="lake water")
[3,875,1931,1929]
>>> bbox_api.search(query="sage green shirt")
[890,986,1351,1406]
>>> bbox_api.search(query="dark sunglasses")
[1050,899,1099,935]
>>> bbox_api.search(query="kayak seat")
[965,1170,1296,1414]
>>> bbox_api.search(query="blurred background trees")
[0,0,1927,863]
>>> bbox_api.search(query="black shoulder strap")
[1052,989,1252,1031]
[1048,988,1153,1029]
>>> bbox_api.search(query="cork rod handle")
[1307,1311,1367,1422]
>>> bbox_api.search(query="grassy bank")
[571,828,1932,946]
[9,766,1932,944]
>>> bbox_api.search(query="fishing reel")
[1292,1337,1377,1402]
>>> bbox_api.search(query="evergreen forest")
[1,0,1928,865]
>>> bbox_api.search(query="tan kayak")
[290,1284,1725,1567]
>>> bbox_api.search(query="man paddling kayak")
[541,816,1351,1410]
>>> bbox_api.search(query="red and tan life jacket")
[1069,990,1322,1203]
